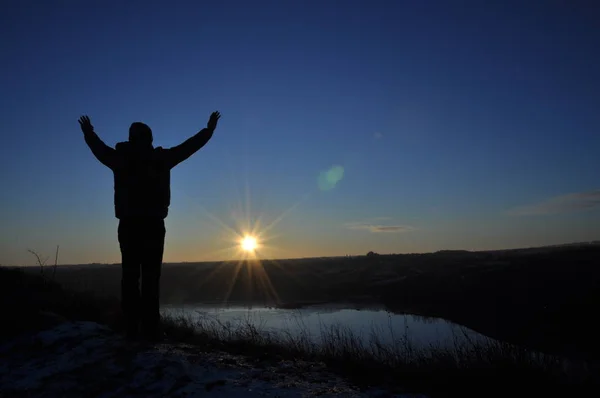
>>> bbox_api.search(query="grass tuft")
[160,309,599,397]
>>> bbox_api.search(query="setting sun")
[240,236,258,252]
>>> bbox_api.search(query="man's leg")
[140,218,166,340]
[118,219,143,338]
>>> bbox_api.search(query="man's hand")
[207,111,221,131]
[78,115,94,134]
[80,115,118,169]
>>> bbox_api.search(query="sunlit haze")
[1,1,599,266]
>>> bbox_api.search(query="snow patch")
[0,321,428,397]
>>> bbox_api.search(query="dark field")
[42,242,600,361]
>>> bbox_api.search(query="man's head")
[129,122,153,146]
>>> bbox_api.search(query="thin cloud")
[373,132,384,139]
[345,221,414,233]
[507,189,600,216]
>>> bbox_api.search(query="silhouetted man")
[79,111,221,340]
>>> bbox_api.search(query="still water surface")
[161,303,489,349]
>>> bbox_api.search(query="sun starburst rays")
[173,145,315,306]
[186,192,307,307]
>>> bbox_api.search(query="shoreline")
[41,245,600,364]
[161,297,599,363]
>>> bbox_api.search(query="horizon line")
[5,240,599,268]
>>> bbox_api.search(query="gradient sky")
[1,0,599,266]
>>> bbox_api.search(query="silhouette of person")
[79,111,221,340]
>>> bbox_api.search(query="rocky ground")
[0,321,427,397]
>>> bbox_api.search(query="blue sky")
[1,0,599,265]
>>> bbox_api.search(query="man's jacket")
[83,128,213,219]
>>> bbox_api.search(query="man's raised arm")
[163,111,220,169]
[79,115,118,169]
